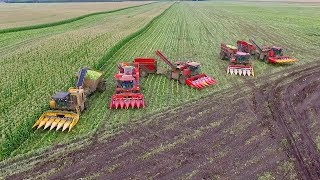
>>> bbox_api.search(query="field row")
[0,2,151,29]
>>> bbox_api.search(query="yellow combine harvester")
[33,67,106,132]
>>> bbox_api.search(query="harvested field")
[0,1,152,28]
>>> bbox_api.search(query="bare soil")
[253,64,320,179]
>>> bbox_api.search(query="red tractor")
[155,50,216,89]
[248,39,298,64]
[220,43,254,76]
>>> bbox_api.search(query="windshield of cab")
[119,80,134,89]
[189,65,200,74]
[272,48,282,56]
[236,55,249,62]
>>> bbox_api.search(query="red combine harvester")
[109,58,157,109]
[155,50,216,89]
[248,39,298,64]
[110,62,144,109]
[220,43,254,76]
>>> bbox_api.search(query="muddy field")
[3,63,319,179]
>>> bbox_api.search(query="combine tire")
[255,53,260,60]
[84,101,89,110]
[263,56,269,63]
[97,80,106,92]
[179,75,186,84]
[166,71,172,79]
[220,51,225,60]
[140,69,147,77]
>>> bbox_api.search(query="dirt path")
[253,64,320,179]
[3,63,320,179]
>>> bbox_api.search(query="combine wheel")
[84,101,89,110]
[97,80,107,92]
[179,75,186,84]
[84,89,91,97]
[140,69,147,77]
[255,53,260,60]
[263,56,269,63]
[220,51,225,60]
[165,71,172,79]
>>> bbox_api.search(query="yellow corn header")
[32,111,79,132]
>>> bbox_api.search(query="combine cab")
[220,43,254,76]
[249,39,298,64]
[155,50,216,89]
[33,68,106,132]
[110,63,145,109]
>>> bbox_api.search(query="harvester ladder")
[249,39,263,53]
[76,68,88,88]
[155,50,175,70]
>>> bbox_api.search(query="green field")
[1,1,320,178]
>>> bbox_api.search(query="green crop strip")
[94,2,176,70]
[0,2,155,34]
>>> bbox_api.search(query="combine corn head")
[185,74,216,89]
[248,39,298,64]
[220,43,254,76]
[155,50,216,89]
[110,93,145,109]
[32,111,79,132]
[110,62,146,109]
[33,68,106,132]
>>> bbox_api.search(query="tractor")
[155,50,216,89]
[220,43,254,76]
[33,68,106,132]
[249,39,298,64]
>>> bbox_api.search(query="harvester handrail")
[249,39,263,53]
[76,67,88,88]
[155,50,175,70]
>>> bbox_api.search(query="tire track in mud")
[252,64,320,179]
